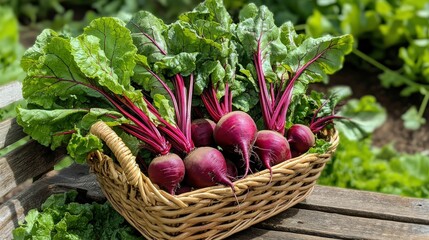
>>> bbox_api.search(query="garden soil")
[316,65,429,154]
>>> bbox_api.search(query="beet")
[286,124,315,155]
[214,111,257,178]
[148,153,185,195]
[184,146,234,190]
[254,130,292,174]
[191,118,216,147]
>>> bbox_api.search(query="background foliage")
[0,0,427,211]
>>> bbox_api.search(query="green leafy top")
[17,17,146,163]
[234,3,353,134]
[237,3,287,82]
[17,0,357,164]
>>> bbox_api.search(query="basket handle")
[89,121,188,208]
[90,121,141,186]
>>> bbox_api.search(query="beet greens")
[236,4,353,135]
[17,0,355,194]
[18,17,196,163]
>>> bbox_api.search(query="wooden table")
[232,185,429,240]
[1,164,428,240]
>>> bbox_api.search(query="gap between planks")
[0,141,66,199]
[230,227,334,240]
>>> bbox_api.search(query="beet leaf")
[237,4,353,134]
[17,17,174,162]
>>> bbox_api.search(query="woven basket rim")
[88,121,339,208]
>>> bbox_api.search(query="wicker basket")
[87,121,339,240]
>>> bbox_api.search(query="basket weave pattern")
[87,121,339,240]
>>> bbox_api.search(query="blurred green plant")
[0,6,25,84]
[320,132,429,198]
[1,0,202,29]
[333,87,387,140]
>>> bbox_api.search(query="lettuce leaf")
[337,95,387,140]
[320,133,429,198]
[13,191,142,240]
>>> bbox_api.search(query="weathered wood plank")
[0,118,26,150]
[300,185,429,225]
[42,164,104,202]
[258,207,429,240]
[0,164,102,240]
[0,178,53,240]
[0,141,66,199]
[0,81,23,108]
[230,227,333,240]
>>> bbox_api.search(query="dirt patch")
[317,64,429,154]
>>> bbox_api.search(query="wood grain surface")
[0,81,22,108]
[0,141,65,199]
[0,118,26,150]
